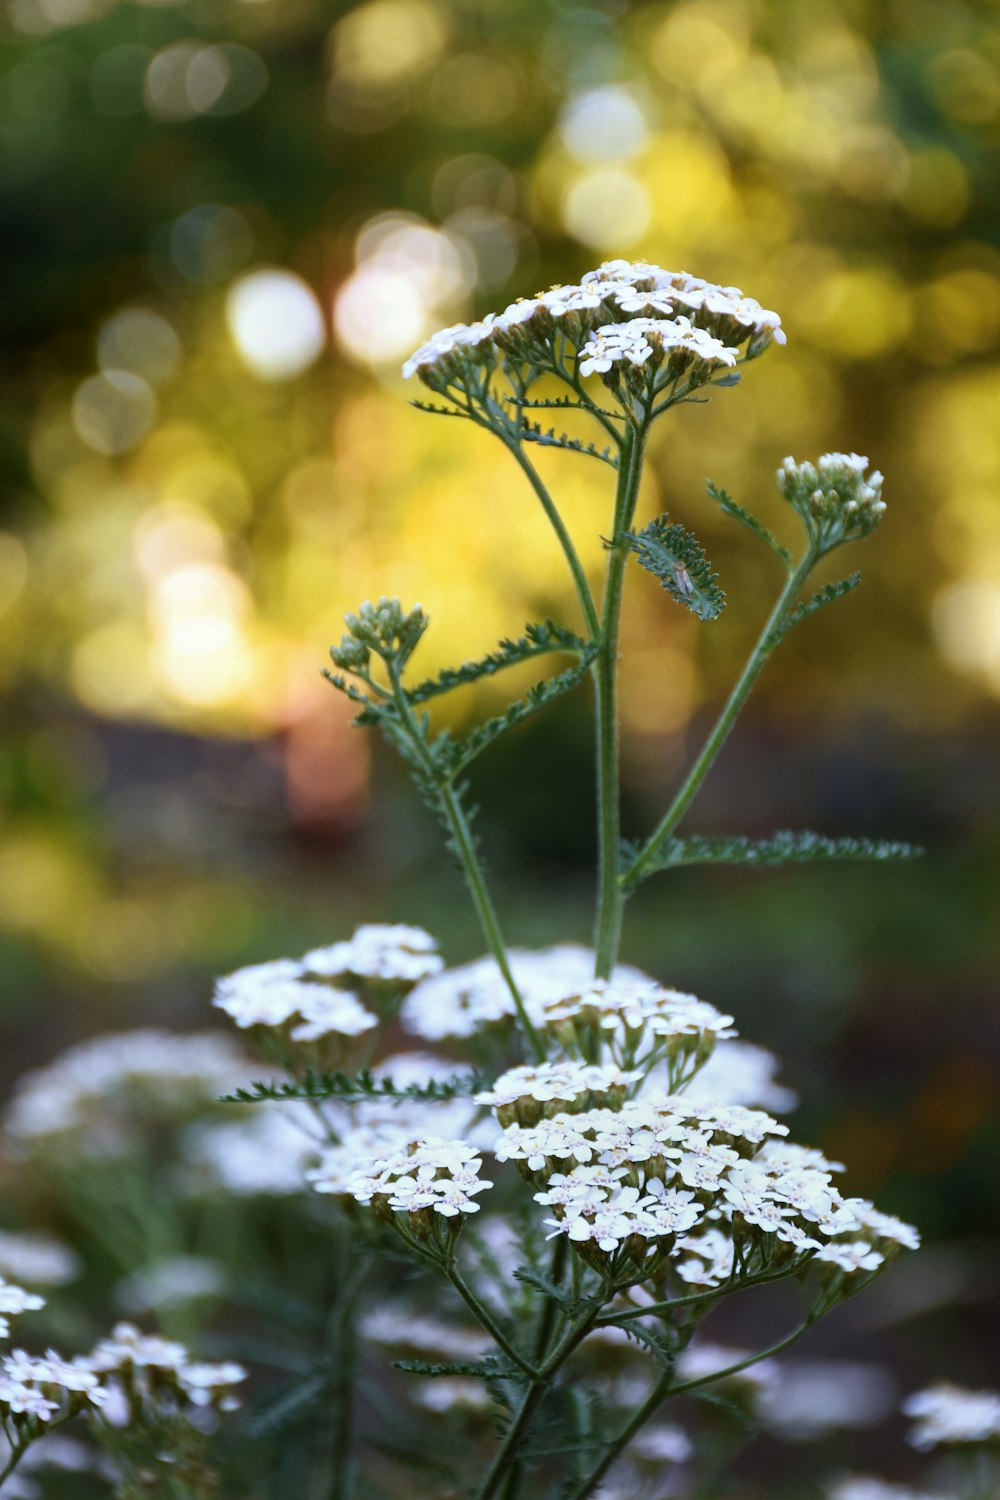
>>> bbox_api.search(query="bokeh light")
[226,270,326,381]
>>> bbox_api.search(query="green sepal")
[623,516,726,621]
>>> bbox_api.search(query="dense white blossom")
[316,1136,492,1221]
[401,945,652,1041]
[184,1106,317,1197]
[902,1382,1000,1449]
[214,962,375,1039]
[3,1031,248,1155]
[0,1350,106,1424]
[475,1061,641,1122]
[303,924,442,985]
[542,980,735,1071]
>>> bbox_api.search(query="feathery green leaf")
[622,829,923,883]
[220,1069,485,1106]
[775,571,862,641]
[439,653,597,778]
[624,516,726,621]
[405,621,593,705]
[708,480,792,565]
[520,421,618,468]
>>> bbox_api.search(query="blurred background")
[1,0,998,1490]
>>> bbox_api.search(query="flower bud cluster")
[474,1061,643,1128]
[330,597,428,673]
[776,452,886,552]
[401,259,784,407]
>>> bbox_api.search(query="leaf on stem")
[405,622,593,705]
[520,422,618,468]
[219,1070,487,1106]
[241,1368,331,1438]
[623,517,726,621]
[773,571,862,642]
[708,480,792,566]
[394,1357,526,1379]
[622,829,923,879]
[439,653,598,778]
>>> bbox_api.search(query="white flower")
[475,1061,641,1113]
[0,1280,45,1338]
[88,1324,188,1373]
[303,924,442,985]
[814,1241,886,1276]
[333,1136,493,1219]
[289,988,378,1042]
[840,1199,920,1251]
[184,1108,318,1197]
[674,1228,736,1288]
[902,1382,1000,1449]
[401,319,496,381]
[177,1361,247,1410]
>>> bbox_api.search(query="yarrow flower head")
[475,1061,643,1128]
[0,1279,46,1338]
[400,260,784,417]
[777,452,885,552]
[302,924,443,986]
[0,1350,107,1429]
[311,1136,492,1251]
[330,596,428,671]
[213,960,377,1060]
[88,1323,247,1417]
[540,980,736,1079]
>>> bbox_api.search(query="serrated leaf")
[520,422,618,468]
[511,1267,575,1312]
[394,1357,525,1379]
[687,1384,758,1432]
[708,480,792,565]
[405,621,592,705]
[409,398,471,420]
[600,1318,679,1370]
[622,829,922,883]
[775,571,861,641]
[438,653,597,778]
[240,1368,330,1439]
[624,516,726,621]
[505,394,623,420]
[220,1069,485,1106]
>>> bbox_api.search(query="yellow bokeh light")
[226,269,326,381]
[71,621,154,717]
[562,169,651,251]
[800,268,912,358]
[330,0,446,88]
[148,562,255,707]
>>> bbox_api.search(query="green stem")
[0,1443,27,1488]
[445,1265,537,1378]
[504,438,601,642]
[565,1311,820,1500]
[386,662,544,1062]
[326,1247,368,1500]
[623,545,818,890]
[594,426,647,976]
[596,1263,801,1325]
[474,1302,604,1500]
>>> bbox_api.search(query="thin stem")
[623,545,817,890]
[326,1247,369,1500]
[594,425,647,976]
[596,1263,801,1325]
[474,1300,605,1500]
[502,437,601,641]
[445,1265,537,1378]
[532,1237,568,1365]
[386,662,544,1062]
[0,1442,28,1488]
[565,1310,820,1500]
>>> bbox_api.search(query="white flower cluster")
[492,1095,916,1270]
[89,1323,247,1414]
[578,316,737,380]
[402,259,784,393]
[213,924,442,1048]
[3,1031,247,1155]
[303,924,444,985]
[902,1382,1000,1449]
[401,944,652,1041]
[0,1349,105,1425]
[311,1136,492,1228]
[541,980,735,1073]
[213,958,376,1041]
[776,451,885,545]
[474,1061,642,1125]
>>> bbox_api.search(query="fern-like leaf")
[520,422,618,468]
[505,394,623,420]
[241,1369,330,1439]
[708,480,792,565]
[624,517,726,621]
[220,1070,485,1106]
[439,653,597,778]
[775,572,861,641]
[394,1357,525,1379]
[409,398,470,420]
[622,829,922,883]
[405,622,592,705]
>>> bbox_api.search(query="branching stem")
[623,544,818,890]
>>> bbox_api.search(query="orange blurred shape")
[283,665,369,833]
